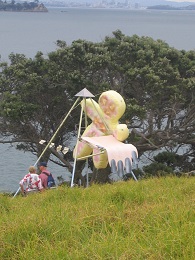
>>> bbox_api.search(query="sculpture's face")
[98,90,126,120]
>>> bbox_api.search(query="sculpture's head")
[98,90,126,121]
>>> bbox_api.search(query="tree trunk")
[90,165,111,184]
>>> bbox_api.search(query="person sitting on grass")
[19,166,43,196]
[39,162,56,189]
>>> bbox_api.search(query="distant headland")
[147,5,195,11]
[0,1,48,12]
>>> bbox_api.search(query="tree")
[102,31,195,161]
[0,52,79,171]
[0,31,195,184]
[142,151,195,177]
[0,1,43,11]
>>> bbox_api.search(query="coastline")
[0,3,48,13]
[0,10,48,12]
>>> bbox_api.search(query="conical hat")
[75,88,94,97]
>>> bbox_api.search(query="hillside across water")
[0,1,48,12]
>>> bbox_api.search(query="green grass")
[0,177,194,259]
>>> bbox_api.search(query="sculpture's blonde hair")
[29,166,36,173]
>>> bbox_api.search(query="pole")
[13,97,80,198]
[77,151,105,160]
[71,101,84,187]
[83,98,89,187]
[131,171,138,181]
[34,97,80,166]
[13,187,21,198]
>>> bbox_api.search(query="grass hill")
[0,177,194,259]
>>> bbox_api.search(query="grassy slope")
[0,177,194,259]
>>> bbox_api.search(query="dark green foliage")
[143,162,173,177]
[0,0,47,12]
[0,31,195,178]
[143,151,195,177]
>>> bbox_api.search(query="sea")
[0,7,195,193]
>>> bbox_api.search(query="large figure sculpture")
[73,90,138,177]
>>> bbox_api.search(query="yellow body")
[73,90,129,168]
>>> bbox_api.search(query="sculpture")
[73,90,138,177]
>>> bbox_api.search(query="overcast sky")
[171,0,195,2]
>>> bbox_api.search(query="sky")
[171,0,195,2]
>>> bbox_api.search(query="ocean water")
[0,143,72,193]
[0,8,195,62]
[0,8,195,192]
